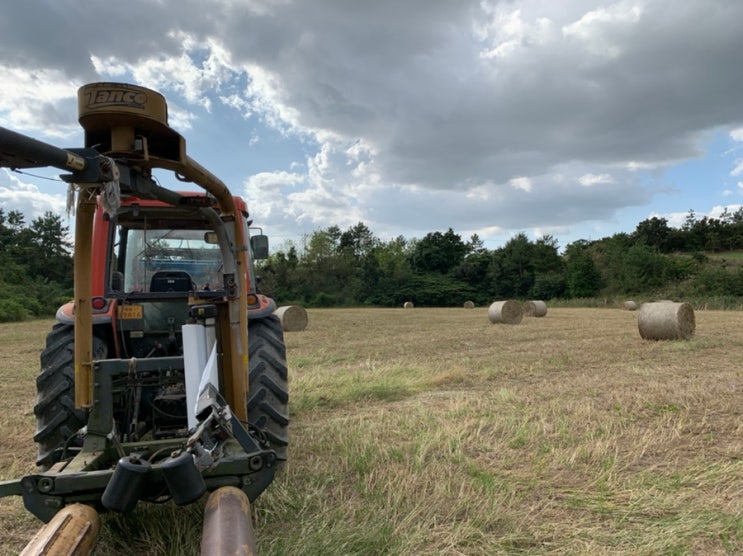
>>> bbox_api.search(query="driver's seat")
[150,271,193,293]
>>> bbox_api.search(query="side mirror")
[250,234,269,260]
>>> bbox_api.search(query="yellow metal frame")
[73,83,249,421]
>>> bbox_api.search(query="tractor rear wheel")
[247,314,289,463]
[34,324,107,468]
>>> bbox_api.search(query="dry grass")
[1,308,742,554]
[0,321,49,550]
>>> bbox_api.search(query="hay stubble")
[1,308,742,555]
[269,307,743,555]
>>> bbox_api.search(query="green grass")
[705,250,743,261]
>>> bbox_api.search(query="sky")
[2,0,743,253]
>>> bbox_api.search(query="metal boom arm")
[0,126,86,172]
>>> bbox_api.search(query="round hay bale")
[274,305,308,332]
[637,301,695,341]
[403,301,414,309]
[523,300,547,317]
[463,301,475,309]
[623,300,638,311]
[488,300,522,325]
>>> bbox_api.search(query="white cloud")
[509,177,532,192]
[0,67,79,137]
[476,9,554,60]
[242,63,305,136]
[91,33,239,109]
[653,204,743,230]
[244,170,304,197]
[578,173,613,187]
[0,170,68,218]
[709,204,742,218]
[562,1,643,58]
[1,0,743,250]
[623,160,659,172]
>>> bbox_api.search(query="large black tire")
[34,324,107,468]
[247,314,289,462]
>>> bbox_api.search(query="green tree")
[563,241,601,298]
[304,226,341,264]
[339,222,377,258]
[618,244,673,292]
[489,233,534,298]
[301,226,357,304]
[338,222,381,303]
[590,233,633,293]
[257,242,300,302]
[29,212,73,286]
[530,235,565,299]
[0,209,73,320]
[409,228,467,274]
[368,236,416,306]
[633,217,671,252]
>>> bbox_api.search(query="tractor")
[0,82,288,554]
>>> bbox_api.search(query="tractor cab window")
[115,227,223,293]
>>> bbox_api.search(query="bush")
[532,271,566,300]
[0,299,29,322]
[690,267,743,296]
[311,292,336,307]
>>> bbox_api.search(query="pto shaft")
[201,486,258,555]
[20,504,100,556]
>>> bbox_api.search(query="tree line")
[3,207,743,321]
[0,209,73,321]
[257,210,743,308]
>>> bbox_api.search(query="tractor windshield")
[115,227,223,293]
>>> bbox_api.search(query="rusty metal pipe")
[201,486,257,556]
[20,503,100,556]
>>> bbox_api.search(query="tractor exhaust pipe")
[201,486,258,556]
[20,503,100,556]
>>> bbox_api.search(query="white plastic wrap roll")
[182,324,207,429]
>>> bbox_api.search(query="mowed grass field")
[1,307,742,555]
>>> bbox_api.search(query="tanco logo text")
[85,89,147,109]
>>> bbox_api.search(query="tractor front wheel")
[247,315,289,463]
[34,324,107,468]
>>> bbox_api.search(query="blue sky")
[2,0,743,253]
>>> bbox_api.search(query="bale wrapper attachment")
[0,83,287,554]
